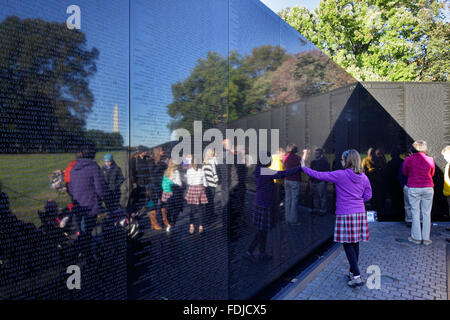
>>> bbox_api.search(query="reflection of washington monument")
[113,104,119,133]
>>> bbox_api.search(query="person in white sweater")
[185,161,208,234]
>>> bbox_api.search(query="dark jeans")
[189,204,204,226]
[248,230,268,254]
[343,242,360,276]
[74,211,98,257]
[205,186,216,223]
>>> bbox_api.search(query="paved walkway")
[276,222,449,300]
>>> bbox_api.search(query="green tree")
[280,0,449,81]
[167,46,288,132]
[269,50,355,106]
[0,16,99,152]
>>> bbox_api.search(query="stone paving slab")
[279,222,449,300]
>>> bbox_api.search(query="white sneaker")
[347,276,364,288]
[408,236,421,245]
[423,239,432,246]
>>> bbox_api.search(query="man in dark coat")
[68,143,105,257]
[128,145,151,212]
[102,154,124,212]
[309,148,330,215]
[217,139,247,242]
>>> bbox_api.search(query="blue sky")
[0,0,312,148]
[2,0,446,148]
[260,0,320,13]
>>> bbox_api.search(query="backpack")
[124,214,143,241]
[49,170,66,193]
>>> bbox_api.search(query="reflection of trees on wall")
[167,45,354,133]
[270,50,355,105]
[167,45,288,133]
[0,17,99,152]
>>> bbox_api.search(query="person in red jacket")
[402,141,435,245]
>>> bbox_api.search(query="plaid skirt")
[185,185,208,205]
[252,205,272,231]
[334,212,369,243]
[161,191,173,203]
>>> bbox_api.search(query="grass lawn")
[0,151,128,226]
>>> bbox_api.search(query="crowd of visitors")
[1,138,449,291]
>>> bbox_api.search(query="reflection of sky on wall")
[1,0,317,148]
[131,0,315,147]
[260,0,319,14]
[130,0,228,147]
[230,0,315,55]
[0,0,129,144]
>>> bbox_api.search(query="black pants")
[248,229,268,254]
[74,211,97,257]
[343,242,360,276]
[205,186,216,222]
[189,204,204,226]
[105,189,121,212]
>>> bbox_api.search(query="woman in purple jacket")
[244,151,301,263]
[302,149,372,287]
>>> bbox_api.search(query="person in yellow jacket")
[269,148,286,208]
[269,148,286,183]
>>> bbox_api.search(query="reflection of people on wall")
[402,141,435,245]
[332,152,344,171]
[244,151,301,263]
[309,148,330,215]
[283,144,302,224]
[102,154,124,212]
[217,139,247,242]
[203,149,219,223]
[362,148,386,216]
[129,146,151,212]
[441,146,450,241]
[68,142,105,258]
[384,149,404,220]
[161,159,182,232]
[269,147,286,221]
[182,154,193,171]
[185,161,208,234]
[236,144,248,217]
[301,149,371,288]
[149,147,169,230]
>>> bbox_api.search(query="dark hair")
[78,141,96,160]
[286,143,298,154]
[367,147,377,161]
[315,148,324,155]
